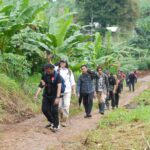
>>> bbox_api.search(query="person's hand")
[41,80,45,86]
[54,98,60,105]
[34,94,38,102]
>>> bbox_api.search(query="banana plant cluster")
[0,0,48,54]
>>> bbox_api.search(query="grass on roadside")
[81,88,150,150]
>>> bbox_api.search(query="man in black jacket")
[34,64,62,132]
[77,65,95,118]
[128,72,136,92]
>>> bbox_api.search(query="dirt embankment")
[0,87,35,124]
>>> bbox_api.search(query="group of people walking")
[34,55,137,133]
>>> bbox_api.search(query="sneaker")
[84,114,92,118]
[61,122,67,127]
[50,124,60,130]
[51,127,59,133]
[45,123,53,128]
[100,112,104,115]
[87,114,92,118]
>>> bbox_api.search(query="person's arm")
[54,75,62,105]
[113,78,117,93]
[70,71,76,95]
[34,87,42,100]
[114,79,118,93]
[34,74,45,100]
[54,83,62,105]
[77,76,81,96]
[105,75,109,94]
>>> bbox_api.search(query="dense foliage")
[0,0,149,81]
[76,0,139,33]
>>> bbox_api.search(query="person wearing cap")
[58,59,76,127]
[34,64,62,132]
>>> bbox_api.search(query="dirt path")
[0,75,150,150]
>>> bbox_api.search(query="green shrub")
[138,61,148,70]
[146,58,150,69]
[0,53,31,82]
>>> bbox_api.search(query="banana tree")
[10,11,93,71]
[0,0,48,54]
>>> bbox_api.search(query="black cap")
[44,63,54,69]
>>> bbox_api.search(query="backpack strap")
[53,71,58,83]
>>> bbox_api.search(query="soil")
[0,75,150,150]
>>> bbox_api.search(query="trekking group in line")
[34,52,137,133]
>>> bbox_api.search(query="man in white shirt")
[58,60,76,127]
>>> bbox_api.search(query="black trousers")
[82,92,94,115]
[115,93,120,107]
[129,82,135,91]
[109,91,115,108]
[78,93,83,106]
[42,97,59,128]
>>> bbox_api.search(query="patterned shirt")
[77,73,95,94]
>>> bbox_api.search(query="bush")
[0,53,31,82]
[146,58,150,69]
[138,61,148,70]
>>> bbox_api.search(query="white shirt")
[59,68,75,93]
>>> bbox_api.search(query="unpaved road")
[0,75,150,150]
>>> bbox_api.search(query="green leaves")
[49,12,76,46]
[15,2,48,24]
[0,53,31,81]
[93,32,102,59]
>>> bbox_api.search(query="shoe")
[87,114,92,118]
[84,114,92,118]
[45,123,52,128]
[61,122,67,127]
[100,112,104,115]
[51,127,60,133]
[50,124,60,130]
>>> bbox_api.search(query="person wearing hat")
[34,64,62,132]
[58,59,76,127]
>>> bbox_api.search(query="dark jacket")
[77,73,95,94]
[39,71,61,99]
[129,73,136,83]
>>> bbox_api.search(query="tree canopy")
[76,0,139,32]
